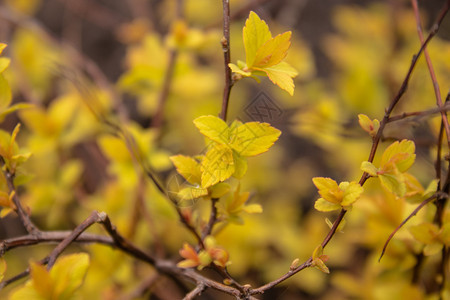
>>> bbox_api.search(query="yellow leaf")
[313,177,342,204]
[409,223,438,244]
[0,57,10,73]
[358,114,379,136]
[193,115,229,145]
[170,155,202,184]
[360,161,378,176]
[30,261,53,298]
[423,242,443,256]
[241,203,263,214]
[210,182,231,198]
[314,198,341,212]
[200,143,235,188]
[255,62,297,96]
[229,122,281,156]
[228,63,251,77]
[380,140,416,173]
[178,186,208,200]
[0,257,6,282]
[253,31,292,68]
[50,253,90,298]
[232,152,248,179]
[243,11,272,68]
[0,43,6,55]
[379,173,406,197]
[0,191,10,207]
[0,74,11,109]
[340,181,363,207]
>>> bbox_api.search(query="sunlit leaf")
[243,11,272,68]
[0,257,6,282]
[255,62,297,96]
[229,122,281,156]
[210,182,230,198]
[314,198,341,212]
[200,143,234,188]
[170,155,202,184]
[194,115,229,145]
[360,161,378,176]
[253,32,292,68]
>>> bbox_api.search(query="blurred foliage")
[0,1,449,299]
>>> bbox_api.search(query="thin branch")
[121,273,161,300]
[202,198,218,239]
[219,0,233,121]
[151,0,183,129]
[0,231,113,254]
[151,49,178,129]
[183,283,206,300]
[365,0,450,166]
[0,161,39,235]
[386,102,450,123]
[46,211,103,268]
[411,0,450,148]
[379,193,442,261]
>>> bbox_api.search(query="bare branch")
[183,283,206,300]
[219,0,233,121]
[379,193,442,261]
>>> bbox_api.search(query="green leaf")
[193,115,229,145]
[200,143,235,188]
[360,161,378,176]
[243,11,272,68]
[170,155,202,184]
[229,122,281,156]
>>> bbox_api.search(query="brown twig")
[46,211,104,268]
[387,102,450,123]
[183,283,206,300]
[0,231,113,254]
[411,0,450,148]
[151,49,178,129]
[0,161,39,235]
[219,0,233,121]
[202,198,218,239]
[378,193,441,261]
[151,0,183,129]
